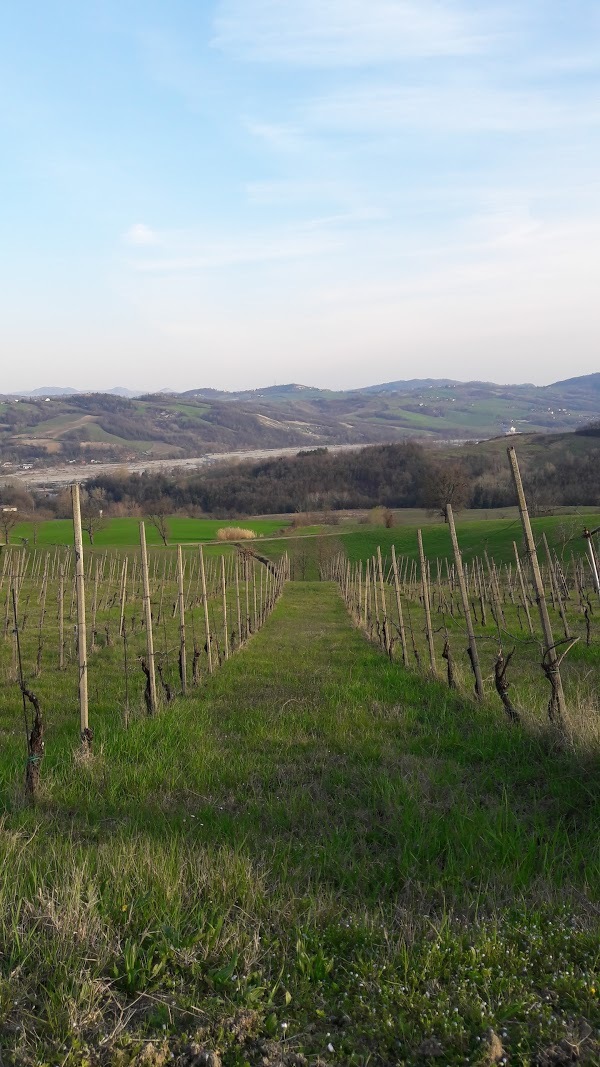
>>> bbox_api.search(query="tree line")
[2,433,598,528]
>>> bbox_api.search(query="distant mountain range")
[8,386,142,399]
[0,373,598,470]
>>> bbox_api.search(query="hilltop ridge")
[0,372,598,472]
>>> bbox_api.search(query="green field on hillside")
[7,515,290,546]
[5,509,599,563]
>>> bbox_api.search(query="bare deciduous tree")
[80,488,109,546]
[0,507,19,544]
[421,462,470,520]
[148,503,170,546]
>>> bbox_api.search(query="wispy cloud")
[127,225,345,274]
[124,223,160,246]
[244,120,307,153]
[306,82,600,134]
[212,0,494,65]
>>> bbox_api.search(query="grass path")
[2,583,600,1065]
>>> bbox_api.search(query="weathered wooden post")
[513,541,534,635]
[177,545,187,694]
[376,546,391,656]
[583,528,600,596]
[542,533,570,639]
[390,545,408,666]
[199,545,213,673]
[58,561,65,670]
[221,554,229,660]
[235,553,242,646]
[139,521,158,714]
[119,556,128,637]
[72,483,91,750]
[418,529,436,674]
[446,504,484,701]
[507,447,568,729]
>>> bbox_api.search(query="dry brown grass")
[217,527,257,541]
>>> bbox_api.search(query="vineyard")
[323,512,599,739]
[1,455,600,1066]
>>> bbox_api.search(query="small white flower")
[327,1043,334,1053]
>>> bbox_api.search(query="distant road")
[8,442,372,488]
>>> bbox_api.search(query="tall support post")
[177,545,187,694]
[542,533,570,639]
[584,529,600,596]
[376,546,391,655]
[235,553,242,646]
[90,559,100,650]
[390,545,408,667]
[119,557,128,637]
[513,541,534,635]
[252,560,258,632]
[417,529,437,674]
[507,447,568,729]
[446,504,484,701]
[139,521,158,714]
[72,483,90,748]
[199,544,213,673]
[221,554,229,660]
[58,561,65,670]
[357,561,363,626]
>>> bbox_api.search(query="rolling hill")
[0,373,598,472]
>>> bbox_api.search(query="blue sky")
[1,1,599,392]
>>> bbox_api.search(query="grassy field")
[1,574,600,1065]
[5,509,599,567]
[339,512,600,568]
[8,516,290,547]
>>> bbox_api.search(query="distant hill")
[0,372,598,471]
[19,386,79,397]
[550,372,600,393]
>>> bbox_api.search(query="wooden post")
[542,533,570,640]
[139,522,158,714]
[58,561,65,670]
[119,557,128,637]
[72,483,90,748]
[376,546,391,656]
[221,554,229,660]
[199,545,213,673]
[512,542,534,634]
[583,529,600,596]
[90,559,99,650]
[177,545,187,694]
[446,504,484,701]
[418,529,436,673]
[390,545,408,667]
[507,447,568,729]
[235,553,242,647]
[252,560,258,632]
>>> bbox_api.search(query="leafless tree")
[80,488,109,546]
[0,508,19,544]
[148,503,170,546]
[421,462,470,520]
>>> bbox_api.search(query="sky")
[1,1,600,393]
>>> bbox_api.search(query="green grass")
[338,513,600,568]
[9,516,290,547]
[1,580,600,1064]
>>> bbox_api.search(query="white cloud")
[306,82,600,133]
[124,223,160,246]
[128,226,343,274]
[212,0,492,65]
[244,120,307,153]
